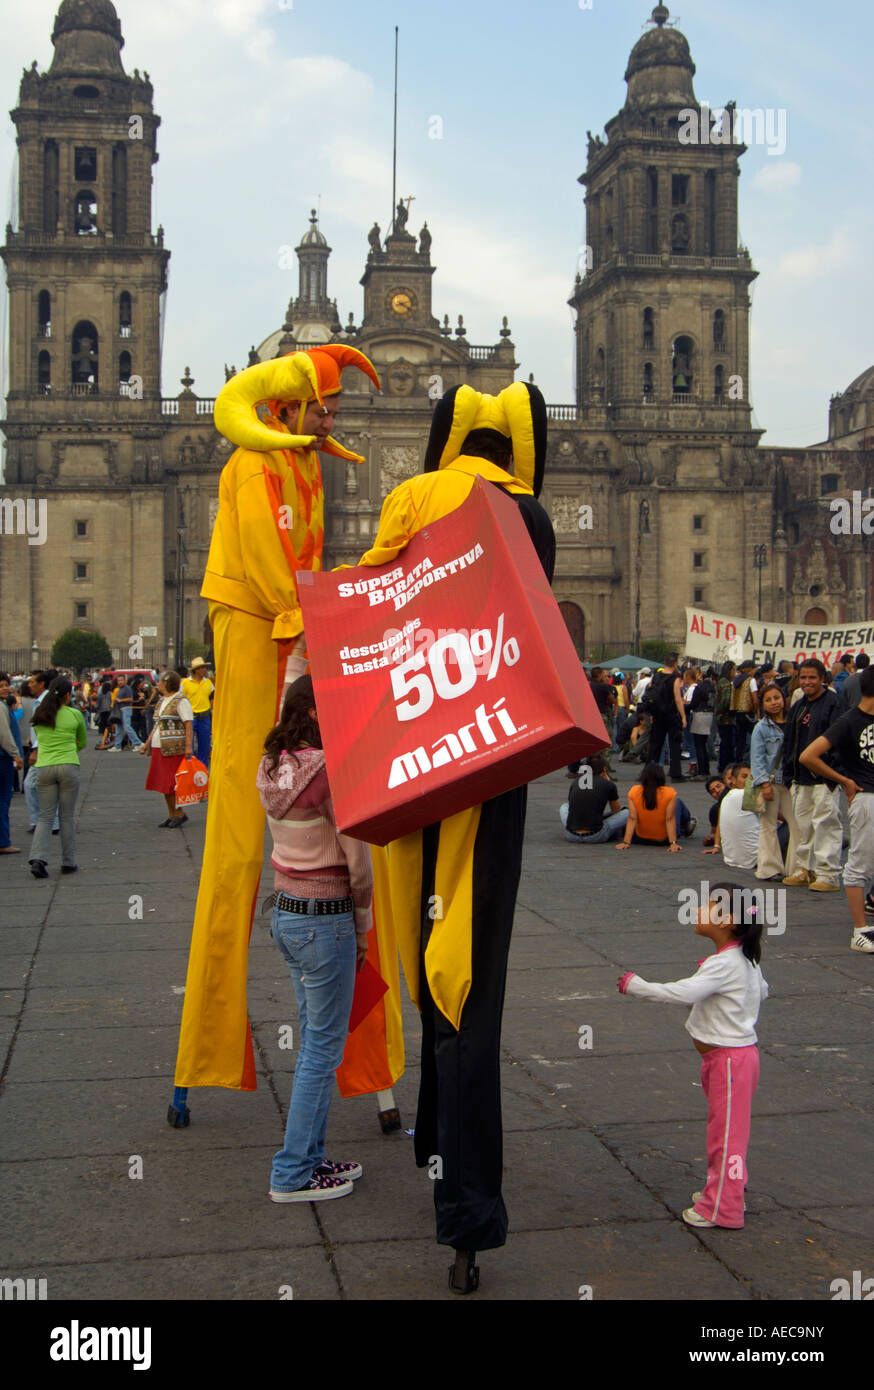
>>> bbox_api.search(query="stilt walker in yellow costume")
[357,383,556,1293]
[173,345,404,1110]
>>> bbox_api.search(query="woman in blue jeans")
[256,675,373,1203]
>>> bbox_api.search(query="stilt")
[448,1249,479,1294]
[376,1087,401,1133]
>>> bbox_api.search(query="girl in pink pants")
[618,881,768,1229]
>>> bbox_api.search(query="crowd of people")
[564,650,874,955]
[0,659,215,874]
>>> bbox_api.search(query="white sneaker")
[693,1190,745,1211]
[850,930,874,953]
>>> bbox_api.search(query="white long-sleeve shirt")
[624,942,768,1047]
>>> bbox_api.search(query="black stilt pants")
[413,785,527,1251]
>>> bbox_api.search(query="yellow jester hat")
[213,345,381,461]
[423,380,547,495]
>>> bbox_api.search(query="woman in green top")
[30,677,87,879]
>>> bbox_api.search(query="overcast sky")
[1,0,871,446]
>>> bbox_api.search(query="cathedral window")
[37,350,51,394]
[74,190,98,235]
[672,175,689,206]
[643,307,654,348]
[706,170,717,254]
[38,290,51,337]
[119,353,133,393]
[694,587,706,605]
[74,602,90,623]
[672,336,694,396]
[74,148,97,182]
[713,309,725,347]
[73,85,99,102]
[119,292,132,337]
[714,364,724,399]
[112,144,128,235]
[670,213,690,254]
[72,321,99,391]
[592,347,605,401]
[74,563,88,581]
[74,520,88,538]
[643,362,654,398]
[43,140,59,232]
[820,474,839,495]
[693,552,705,569]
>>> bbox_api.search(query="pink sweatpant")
[694,1045,759,1228]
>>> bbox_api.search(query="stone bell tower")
[1,0,169,488]
[570,3,759,443]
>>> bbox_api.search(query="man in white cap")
[181,658,214,769]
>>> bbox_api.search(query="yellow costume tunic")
[174,348,403,1097]
[355,382,556,1253]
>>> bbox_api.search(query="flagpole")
[391,25,398,233]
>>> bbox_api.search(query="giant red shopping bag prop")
[298,478,608,845]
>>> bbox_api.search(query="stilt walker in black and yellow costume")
[357,383,556,1292]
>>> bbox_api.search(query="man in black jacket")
[781,659,845,890]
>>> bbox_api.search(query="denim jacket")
[751,716,785,787]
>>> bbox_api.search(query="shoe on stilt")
[29,860,49,878]
[448,1249,480,1294]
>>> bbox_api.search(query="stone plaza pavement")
[1,746,872,1302]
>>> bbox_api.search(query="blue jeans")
[560,802,629,843]
[24,761,58,831]
[31,764,80,867]
[193,713,211,769]
[114,706,143,748]
[0,751,14,847]
[270,905,356,1192]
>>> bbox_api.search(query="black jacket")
[781,689,845,787]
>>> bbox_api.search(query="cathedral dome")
[298,210,328,249]
[49,0,125,76]
[842,365,874,398]
[624,5,696,111]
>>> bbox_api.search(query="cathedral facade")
[1,0,871,669]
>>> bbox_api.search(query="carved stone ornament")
[551,496,586,536]
[379,443,419,497]
[386,360,417,397]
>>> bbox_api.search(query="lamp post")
[175,490,188,666]
[633,498,651,656]
[753,544,768,621]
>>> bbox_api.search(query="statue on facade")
[368,222,382,254]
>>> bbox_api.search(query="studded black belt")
[272,891,354,916]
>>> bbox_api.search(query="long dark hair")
[638,760,665,811]
[757,681,788,721]
[32,676,73,729]
[710,880,764,964]
[263,675,321,772]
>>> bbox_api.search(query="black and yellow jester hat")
[213,345,381,462]
[423,381,547,496]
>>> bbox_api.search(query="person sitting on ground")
[616,761,696,854]
[702,762,759,870]
[702,773,729,847]
[560,754,628,843]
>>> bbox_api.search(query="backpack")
[157,693,186,758]
[641,670,677,716]
[731,677,755,715]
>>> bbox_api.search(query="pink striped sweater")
[256,746,373,935]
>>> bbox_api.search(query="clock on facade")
[387,288,417,317]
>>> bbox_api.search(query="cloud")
[750,160,801,192]
[767,225,854,282]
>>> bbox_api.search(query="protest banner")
[685,606,874,668]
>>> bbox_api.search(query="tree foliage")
[50,628,112,673]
